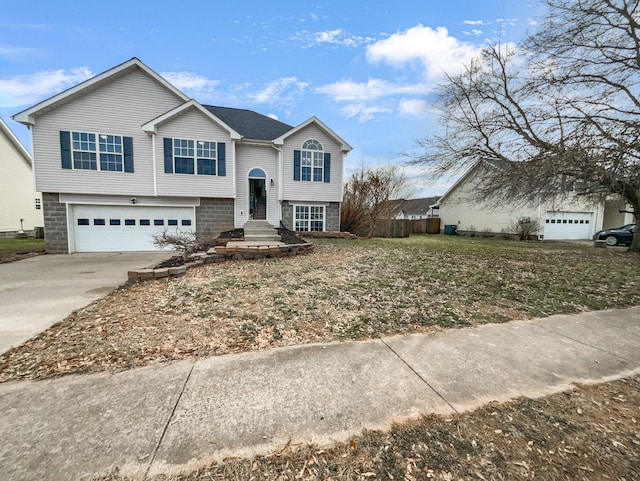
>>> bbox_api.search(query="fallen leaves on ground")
[1,237,639,383]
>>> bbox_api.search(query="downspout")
[151,132,158,197]
[272,143,284,225]
[232,140,237,198]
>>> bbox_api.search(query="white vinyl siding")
[156,108,234,198]
[32,67,184,196]
[0,129,43,231]
[438,166,540,235]
[282,124,343,203]
[439,164,605,238]
[234,144,279,228]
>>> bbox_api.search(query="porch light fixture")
[270,178,274,186]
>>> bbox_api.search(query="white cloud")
[249,77,309,104]
[340,103,392,123]
[366,24,482,79]
[160,71,219,93]
[0,67,94,108]
[266,113,279,120]
[0,45,45,61]
[316,28,343,43]
[292,29,376,48]
[463,20,484,25]
[398,99,428,116]
[316,78,430,102]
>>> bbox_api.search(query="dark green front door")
[249,178,266,220]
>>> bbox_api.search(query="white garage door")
[71,205,195,252]
[544,211,593,240]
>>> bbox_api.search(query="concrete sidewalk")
[1,307,639,481]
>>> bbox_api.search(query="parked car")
[593,223,636,246]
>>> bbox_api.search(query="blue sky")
[1,0,540,197]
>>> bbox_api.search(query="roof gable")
[0,119,32,168]
[142,100,241,139]
[203,105,293,141]
[13,58,189,125]
[274,116,352,152]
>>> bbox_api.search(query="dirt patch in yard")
[94,375,640,481]
[1,237,639,383]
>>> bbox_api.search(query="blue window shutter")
[293,150,301,181]
[323,153,331,183]
[217,142,226,176]
[123,137,134,173]
[60,131,72,169]
[163,138,173,173]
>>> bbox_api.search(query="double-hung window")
[71,132,124,171]
[196,140,217,175]
[61,130,133,172]
[173,139,195,174]
[294,205,325,231]
[172,138,217,175]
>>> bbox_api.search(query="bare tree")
[152,229,199,263]
[414,0,640,251]
[340,165,407,237]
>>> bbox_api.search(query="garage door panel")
[72,205,195,252]
[544,211,593,240]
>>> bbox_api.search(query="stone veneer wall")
[195,198,235,237]
[42,193,69,254]
[281,201,341,232]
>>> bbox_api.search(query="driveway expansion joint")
[379,338,459,413]
[144,361,196,480]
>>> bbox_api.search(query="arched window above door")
[248,168,266,178]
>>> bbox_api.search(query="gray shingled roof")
[204,105,293,141]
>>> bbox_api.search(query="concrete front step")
[243,220,281,242]
[244,220,275,229]
[245,235,282,242]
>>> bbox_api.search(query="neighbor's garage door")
[544,211,593,240]
[71,205,195,252]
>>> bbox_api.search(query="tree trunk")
[630,212,640,253]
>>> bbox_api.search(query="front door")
[249,178,266,220]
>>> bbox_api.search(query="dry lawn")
[1,236,639,383]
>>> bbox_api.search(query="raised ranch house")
[14,58,351,253]
[438,160,634,240]
[0,119,43,236]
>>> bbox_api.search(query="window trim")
[171,137,218,176]
[293,204,325,232]
[70,130,126,173]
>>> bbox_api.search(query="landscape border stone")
[126,242,314,282]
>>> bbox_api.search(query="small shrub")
[510,218,541,241]
[152,229,199,263]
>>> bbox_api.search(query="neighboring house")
[389,197,440,220]
[438,161,634,240]
[0,119,43,235]
[14,58,351,253]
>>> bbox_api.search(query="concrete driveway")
[0,252,170,355]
